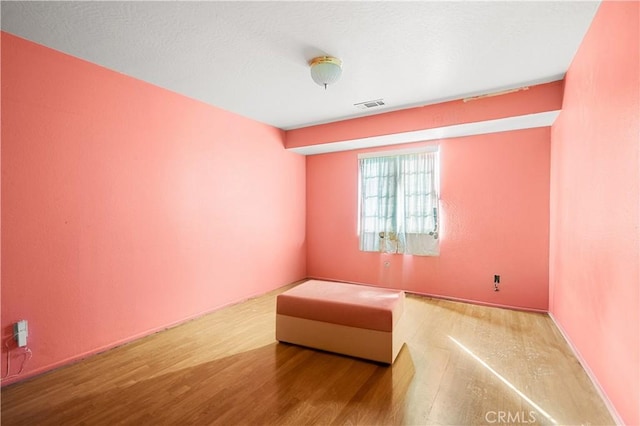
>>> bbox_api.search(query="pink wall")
[549,2,639,425]
[286,81,562,149]
[306,127,550,311]
[1,32,306,385]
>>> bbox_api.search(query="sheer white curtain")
[359,156,398,252]
[397,152,439,255]
[359,150,439,256]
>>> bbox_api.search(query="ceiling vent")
[354,99,385,110]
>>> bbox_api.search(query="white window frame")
[357,145,440,256]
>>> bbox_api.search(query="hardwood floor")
[1,284,614,425]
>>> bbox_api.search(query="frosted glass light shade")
[310,56,342,89]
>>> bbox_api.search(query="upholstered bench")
[276,280,406,364]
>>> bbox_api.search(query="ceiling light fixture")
[309,56,342,90]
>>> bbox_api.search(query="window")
[358,147,439,256]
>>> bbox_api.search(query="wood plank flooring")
[1,284,615,425]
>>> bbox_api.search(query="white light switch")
[14,320,28,347]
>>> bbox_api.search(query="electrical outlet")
[14,320,28,347]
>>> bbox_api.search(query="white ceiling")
[1,1,600,130]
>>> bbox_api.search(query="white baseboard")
[548,313,624,426]
[306,275,548,313]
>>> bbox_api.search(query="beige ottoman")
[276,280,406,364]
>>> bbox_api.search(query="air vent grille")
[354,99,385,110]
